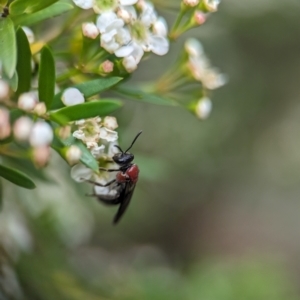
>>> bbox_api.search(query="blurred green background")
[2,0,300,298]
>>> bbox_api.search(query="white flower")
[71,163,94,182]
[82,22,99,39]
[103,116,118,130]
[99,127,118,142]
[18,92,38,111]
[195,97,212,119]
[13,116,33,141]
[73,117,101,144]
[186,39,227,90]
[61,88,85,106]
[93,0,138,14]
[29,121,53,147]
[96,11,124,34]
[90,144,105,158]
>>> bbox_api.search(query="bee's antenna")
[114,145,123,153]
[125,131,142,153]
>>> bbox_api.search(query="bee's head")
[112,131,142,166]
[113,152,134,165]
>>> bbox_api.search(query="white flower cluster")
[185,38,227,90]
[71,115,119,183]
[74,0,169,72]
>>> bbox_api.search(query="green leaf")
[12,3,74,27]
[38,46,55,110]
[10,0,59,15]
[52,135,99,172]
[0,17,17,78]
[0,0,7,10]
[51,77,123,110]
[0,164,36,189]
[116,86,177,106]
[16,27,32,95]
[50,99,122,124]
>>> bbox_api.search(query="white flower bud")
[29,121,53,147]
[82,22,99,39]
[13,116,33,141]
[71,163,93,182]
[122,56,138,73]
[22,26,35,44]
[61,88,85,106]
[195,97,212,119]
[194,11,206,25]
[0,107,11,139]
[203,0,220,12]
[32,146,51,168]
[18,92,38,111]
[99,60,114,74]
[57,125,71,140]
[33,102,47,116]
[0,80,9,100]
[103,116,118,130]
[182,0,199,6]
[66,145,82,165]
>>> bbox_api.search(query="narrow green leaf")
[16,27,32,95]
[0,17,17,78]
[38,46,55,110]
[116,86,177,106]
[12,3,74,27]
[52,135,99,172]
[0,164,36,189]
[50,99,122,124]
[51,77,123,110]
[10,0,59,15]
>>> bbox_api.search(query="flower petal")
[72,0,94,9]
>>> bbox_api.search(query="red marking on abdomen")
[126,164,139,183]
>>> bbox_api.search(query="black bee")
[87,131,142,224]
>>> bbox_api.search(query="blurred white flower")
[13,116,33,142]
[29,121,53,147]
[61,87,85,106]
[203,0,221,12]
[18,92,38,111]
[71,163,94,182]
[185,38,227,90]
[32,146,51,168]
[182,0,199,7]
[72,0,94,9]
[0,79,9,100]
[0,107,11,139]
[195,97,212,119]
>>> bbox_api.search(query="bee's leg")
[83,179,116,187]
[99,167,120,172]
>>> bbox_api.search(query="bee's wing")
[113,182,136,224]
